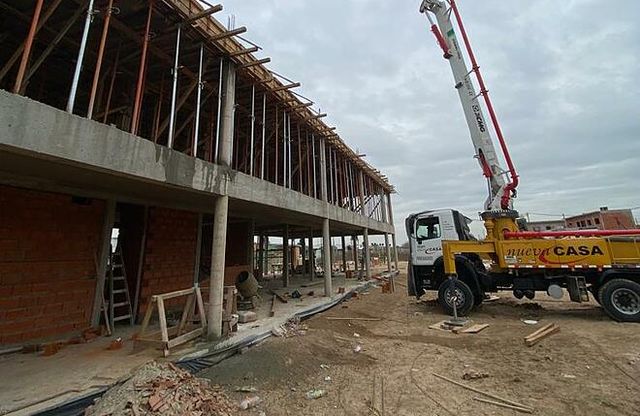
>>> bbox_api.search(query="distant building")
[565,207,637,230]
[526,219,566,232]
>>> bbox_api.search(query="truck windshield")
[416,217,441,240]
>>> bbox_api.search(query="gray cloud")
[217,0,640,241]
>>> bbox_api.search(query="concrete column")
[384,233,392,273]
[341,235,347,272]
[387,193,399,271]
[247,220,255,273]
[208,59,235,340]
[322,219,332,296]
[352,235,359,273]
[363,228,371,280]
[91,199,116,327]
[308,231,315,280]
[282,224,290,287]
[380,189,388,224]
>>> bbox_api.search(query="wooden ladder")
[107,245,134,328]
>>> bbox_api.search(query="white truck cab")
[405,209,476,297]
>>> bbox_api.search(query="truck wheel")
[598,279,640,322]
[437,279,474,316]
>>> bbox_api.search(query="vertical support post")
[282,225,290,287]
[387,193,399,271]
[319,138,328,203]
[130,1,153,133]
[192,43,205,156]
[341,235,347,272]
[309,231,315,280]
[384,233,392,273]
[301,235,306,277]
[260,93,266,179]
[208,60,236,340]
[358,171,367,216]
[322,219,332,296]
[132,206,149,322]
[87,0,114,119]
[193,213,203,284]
[168,25,182,148]
[214,58,223,162]
[363,228,371,280]
[312,134,317,198]
[247,220,256,273]
[13,0,45,94]
[257,234,265,279]
[249,85,255,176]
[352,235,359,273]
[91,199,116,327]
[67,0,95,113]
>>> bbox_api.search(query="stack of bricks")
[138,207,198,316]
[0,185,104,345]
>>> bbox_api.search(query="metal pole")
[322,219,332,296]
[312,134,317,198]
[87,0,114,119]
[215,58,223,162]
[288,115,292,188]
[168,25,182,148]
[249,84,255,176]
[192,43,204,156]
[282,111,287,187]
[261,93,266,179]
[130,1,153,133]
[12,0,45,94]
[67,0,96,114]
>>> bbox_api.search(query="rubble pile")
[85,361,236,416]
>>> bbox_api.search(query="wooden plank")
[428,320,450,331]
[156,288,196,300]
[177,294,195,336]
[432,373,533,411]
[157,297,169,343]
[195,286,207,329]
[269,294,276,317]
[461,323,490,334]
[167,328,204,348]
[138,300,155,338]
[301,281,324,288]
[525,325,560,347]
[270,289,288,303]
[473,397,533,414]
[524,323,554,341]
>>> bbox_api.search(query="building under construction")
[0,0,397,345]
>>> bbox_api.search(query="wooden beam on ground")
[524,323,559,347]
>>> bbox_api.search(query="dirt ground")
[199,267,640,415]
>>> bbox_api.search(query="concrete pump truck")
[406,0,640,322]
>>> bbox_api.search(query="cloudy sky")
[216,0,640,242]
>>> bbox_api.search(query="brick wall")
[138,207,198,316]
[0,185,104,345]
[601,211,637,230]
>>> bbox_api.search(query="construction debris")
[525,323,560,347]
[85,361,236,416]
[273,317,308,338]
[237,311,257,324]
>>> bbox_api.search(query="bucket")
[236,271,259,298]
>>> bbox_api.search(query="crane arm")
[420,0,518,211]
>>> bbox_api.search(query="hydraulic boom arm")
[420,0,518,211]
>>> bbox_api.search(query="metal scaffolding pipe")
[131,1,153,134]
[249,84,255,176]
[260,92,266,179]
[192,43,205,156]
[87,0,114,119]
[67,0,96,114]
[214,58,223,162]
[312,134,317,198]
[168,25,182,148]
[12,0,45,94]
